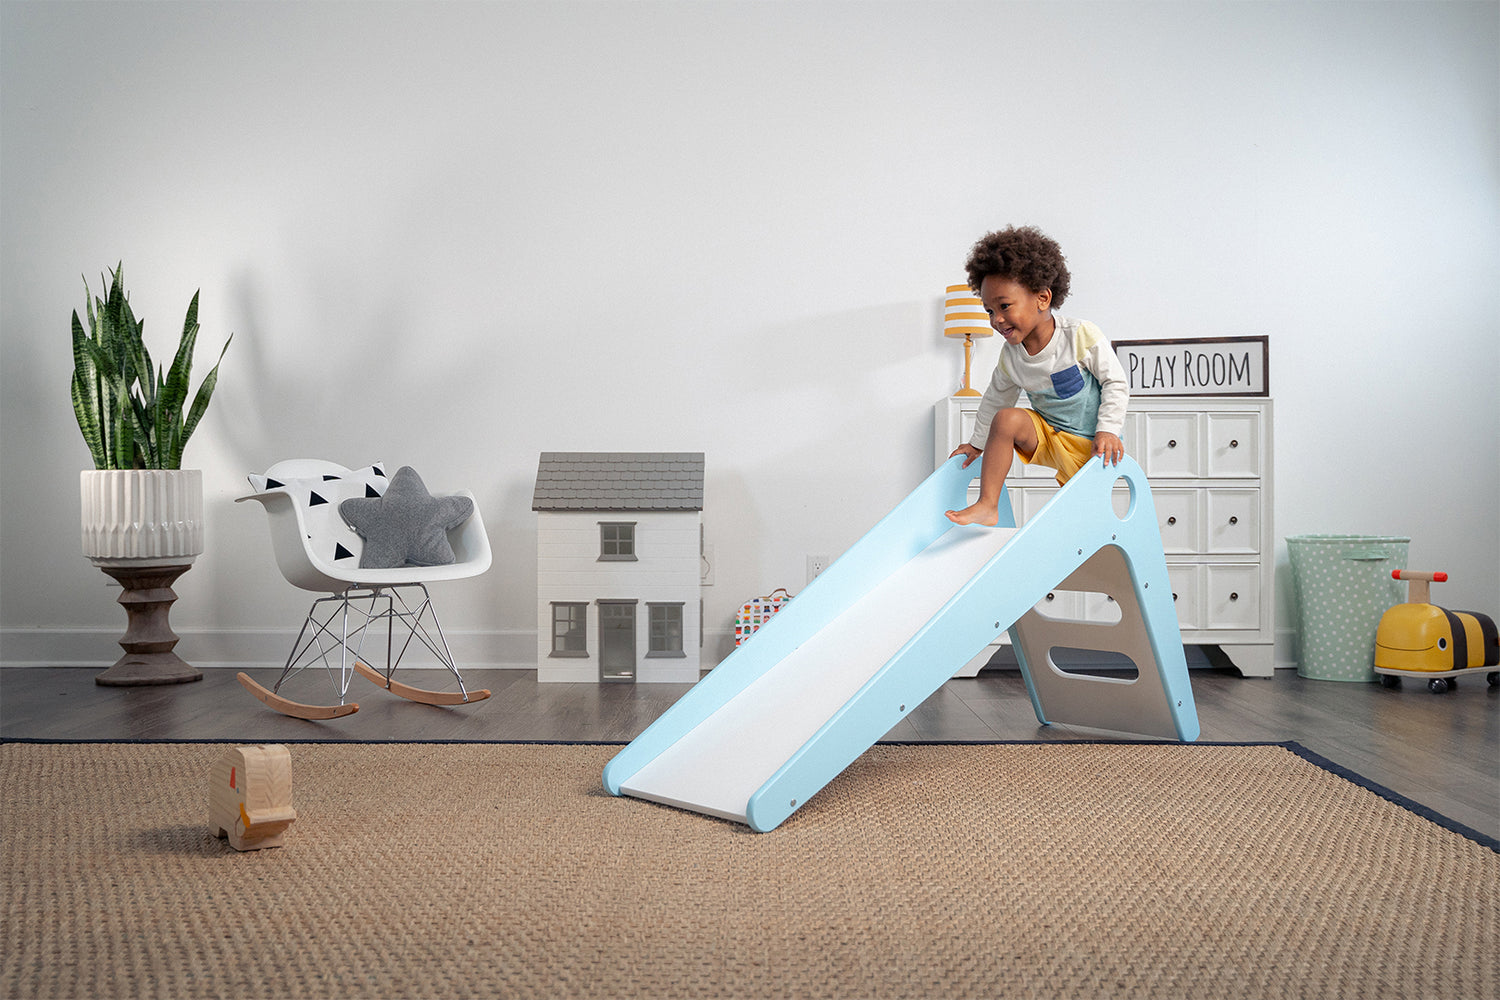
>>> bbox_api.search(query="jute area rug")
[2,742,1495,1000]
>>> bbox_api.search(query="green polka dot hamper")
[1287,535,1409,681]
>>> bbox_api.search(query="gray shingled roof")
[532,452,705,512]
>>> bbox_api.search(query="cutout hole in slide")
[1048,646,1139,680]
[1112,476,1135,521]
[1031,590,1124,625]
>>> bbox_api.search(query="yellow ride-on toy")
[1374,570,1499,693]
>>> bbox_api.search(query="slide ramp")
[604,454,1197,832]
[618,523,1016,824]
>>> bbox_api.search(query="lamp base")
[952,388,983,398]
[93,563,203,687]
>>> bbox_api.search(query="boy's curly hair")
[965,226,1070,308]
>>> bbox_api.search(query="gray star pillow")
[338,466,474,569]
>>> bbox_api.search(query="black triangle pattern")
[248,466,390,569]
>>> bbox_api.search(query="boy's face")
[980,275,1053,350]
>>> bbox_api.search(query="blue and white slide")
[604,454,1199,832]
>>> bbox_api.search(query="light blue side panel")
[1003,459,1197,740]
[744,454,1196,832]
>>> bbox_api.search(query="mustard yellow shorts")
[1019,410,1096,485]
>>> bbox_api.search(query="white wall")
[3,1,1497,669]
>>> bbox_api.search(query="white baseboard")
[0,627,538,670]
[1275,626,1298,671]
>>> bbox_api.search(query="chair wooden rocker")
[237,459,493,720]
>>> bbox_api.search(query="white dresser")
[935,395,1275,677]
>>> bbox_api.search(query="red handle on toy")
[1392,570,1447,582]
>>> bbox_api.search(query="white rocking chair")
[237,459,493,720]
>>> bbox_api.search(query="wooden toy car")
[1374,571,1499,693]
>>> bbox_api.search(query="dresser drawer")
[1154,489,1201,554]
[1207,413,1261,477]
[1205,564,1261,630]
[1140,411,1200,477]
[1205,489,1259,553]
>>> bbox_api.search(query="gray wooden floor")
[2,663,1495,840]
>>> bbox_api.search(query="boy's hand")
[949,444,982,468]
[1093,432,1124,466]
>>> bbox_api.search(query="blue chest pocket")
[1050,365,1085,399]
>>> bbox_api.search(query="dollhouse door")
[599,601,637,682]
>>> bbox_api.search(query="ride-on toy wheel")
[1428,677,1450,694]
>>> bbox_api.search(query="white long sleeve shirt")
[968,313,1129,449]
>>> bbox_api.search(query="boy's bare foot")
[945,503,999,527]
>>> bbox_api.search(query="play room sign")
[1114,336,1269,397]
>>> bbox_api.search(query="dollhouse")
[532,453,705,683]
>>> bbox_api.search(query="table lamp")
[944,283,992,397]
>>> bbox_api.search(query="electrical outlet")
[807,554,829,583]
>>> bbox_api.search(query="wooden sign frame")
[1112,336,1269,397]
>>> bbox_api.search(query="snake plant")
[70,263,231,470]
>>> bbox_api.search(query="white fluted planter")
[80,469,205,686]
[81,469,204,566]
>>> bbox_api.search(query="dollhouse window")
[647,603,685,656]
[550,602,588,657]
[599,522,637,561]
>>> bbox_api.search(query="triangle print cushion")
[246,463,390,568]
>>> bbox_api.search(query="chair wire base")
[273,584,471,705]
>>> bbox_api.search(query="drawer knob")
[1167,439,1177,448]
[1172,593,1179,602]
[1167,516,1177,525]
[1045,593,1055,601]
[1229,516,1238,525]
[1230,592,1239,601]
[1230,439,1239,448]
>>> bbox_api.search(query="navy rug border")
[4,736,1495,853]
[1273,740,1499,852]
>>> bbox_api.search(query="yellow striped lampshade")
[943,284,992,340]
[943,283,990,396]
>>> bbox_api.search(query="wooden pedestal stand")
[93,563,203,686]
